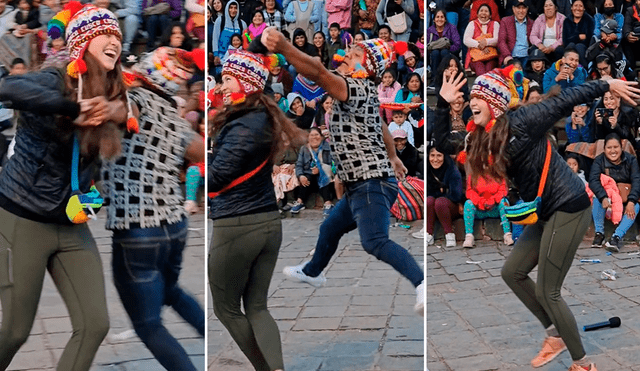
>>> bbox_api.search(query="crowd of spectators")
[206,0,425,217]
[426,0,640,248]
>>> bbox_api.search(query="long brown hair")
[209,93,308,163]
[63,51,129,159]
[465,114,510,186]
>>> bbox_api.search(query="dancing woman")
[436,69,640,371]
[208,48,306,371]
[0,2,129,369]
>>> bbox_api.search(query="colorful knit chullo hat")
[352,38,394,78]
[221,50,270,95]
[129,47,205,96]
[470,65,523,119]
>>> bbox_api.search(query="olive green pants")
[0,207,109,371]
[209,211,283,371]
[501,206,591,361]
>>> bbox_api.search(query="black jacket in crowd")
[0,68,99,224]
[208,108,279,220]
[435,80,612,221]
[593,102,640,144]
[589,150,640,204]
[397,142,421,178]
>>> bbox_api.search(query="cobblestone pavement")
[2,213,206,371]
[428,237,640,371]
[208,210,425,371]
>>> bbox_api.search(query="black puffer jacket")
[208,107,278,220]
[589,151,640,204]
[0,68,98,224]
[435,79,610,221]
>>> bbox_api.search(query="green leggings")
[501,206,591,361]
[0,207,109,371]
[209,211,283,371]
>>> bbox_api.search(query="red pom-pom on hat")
[394,41,409,56]
[188,48,206,71]
[457,151,467,164]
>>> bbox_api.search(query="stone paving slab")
[1,213,206,371]
[428,235,640,371]
[208,211,425,371]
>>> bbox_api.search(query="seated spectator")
[524,83,544,103]
[263,0,284,30]
[211,0,246,72]
[524,48,549,87]
[498,0,534,66]
[354,0,377,38]
[221,33,242,62]
[311,31,330,68]
[529,0,566,64]
[353,31,367,42]
[594,0,624,42]
[378,68,402,124]
[40,36,69,69]
[160,21,192,50]
[593,90,640,144]
[292,67,325,109]
[397,42,423,85]
[311,94,332,138]
[543,45,587,93]
[326,22,343,60]
[241,0,265,26]
[289,27,318,78]
[622,0,640,70]
[272,82,289,112]
[565,102,595,144]
[589,133,640,252]
[463,173,513,248]
[115,0,140,55]
[0,0,17,37]
[426,8,461,88]
[586,19,626,66]
[272,146,300,212]
[325,0,351,31]
[562,0,594,67]
[393,128,420,177]
[388,110,414,146]
[13,0,39,32]
[142,0,181,51]
[286,92,315,130]
[432,54,470,98]
[395,72,424,145]
[285,0,320,41]
[292,127,336,215]
[463,3,500,76]
[426,145,464,247]
[588,50,633,80]
[185,0,205,41]
[375,0,415,42]
[377,24,393,43]
[448,93,472,132]
[566,152,588,185]
[243,9,267,48]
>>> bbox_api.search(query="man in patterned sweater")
[262,27,425,315]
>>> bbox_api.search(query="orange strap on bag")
[208,158,269,199]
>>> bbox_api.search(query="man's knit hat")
[129,47,206,96]
[470,65,523,119]
[48,1,121,78]
[222,50,270,95]
[353,38,394,78]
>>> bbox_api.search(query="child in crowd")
[312,94,332,139]
[222,33,243,62]
[377,68,402,124]
[184,111,205,214]
[40,36,69,69]
[272,82,289,112]
[326,22,343,58]
[388,110,414,146]
[463,174,513,248]
[9,57,26,75]
[565,103,595,144]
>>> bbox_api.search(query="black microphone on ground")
[583,317,621,331]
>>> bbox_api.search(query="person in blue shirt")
[543,45,587,93]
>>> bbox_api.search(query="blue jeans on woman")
[145,14,171,50]
[112,216,205,371]
[302,177,424,287]
[430,48,451,83]
[592,197,640,238]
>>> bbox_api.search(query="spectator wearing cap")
[498,0,534,66]
[524,48,549,87]
[562,0,594,68]
[594,0,624,42]
[622,0,640,69]
[586,19,627,65]
[393,129,420,178]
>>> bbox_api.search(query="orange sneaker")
[531,336,567,368]
[568,363,598,371]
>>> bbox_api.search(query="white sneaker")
[413,227,425,240]
[426,232,434,245]
[463,233,475,248]
[282,262,326,287]
[504,232,514,246]
[445,233,456,247]
[414,282,424,316]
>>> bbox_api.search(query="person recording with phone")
[594,90,640,146]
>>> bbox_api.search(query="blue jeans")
[303,177,424,287]
[592,197,640,238]
[430,48,451,83]
[112,217,204,371]
[145,14,171,50]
